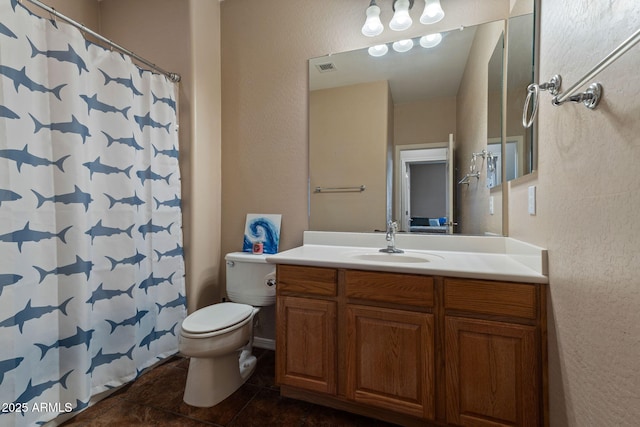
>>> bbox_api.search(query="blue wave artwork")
[0,0,186,425]
[242,214,282,254]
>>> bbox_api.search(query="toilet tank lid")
[225,252,269,263]
[182,302,254,334]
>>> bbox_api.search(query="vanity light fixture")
[361,0,384,37]
[420,0,445,25]
[419,32,442,48]
[361,0,445,37]
[368,44,389,57]
[389,0,413,32]
[392,38,414,52]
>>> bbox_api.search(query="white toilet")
[179,252,276,407]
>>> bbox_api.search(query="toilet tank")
[225,252,276,306]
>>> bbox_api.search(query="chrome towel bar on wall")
[523,28,640,128]
[314,185,366,193]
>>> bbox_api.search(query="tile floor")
[61,349,399,426]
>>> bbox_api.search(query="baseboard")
[253,336,275,351]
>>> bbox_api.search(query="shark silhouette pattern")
[85,220,134,243]
[138,220,173,239]
[0,104,19,119]
[0,222,72,252]
[34,327,95,360]
[70,399,89,414]
[28,38,89,74]
[105,309,149,333]
[152,92,176,112]
[86,283,135,307]
[0,357,24,383]
[15,370,73,405]
[154,195,181,209]
[83,157,133,179]
[105,250,146,270]
[0,274,22,296]
[154,243,183,261]
[0,188,22,206]
[152,144,179,159]
[30,114,91,144]
[0,145,70,172]
[156,293,186,313]
[34,256,93,283]
[98,69,142,96]
[137,167,173,185]
[0,297,73,333]
[139,323,178,350]
[86,346,135,375]
[80,94,130,119]
[32,185,93,211]
[138,272,175,294]
[0,65,66,100]
[104,192,145,209]
[0,22,17,39]
[1,3,186,418]
[134,112,171,133]
[102,131,143,150]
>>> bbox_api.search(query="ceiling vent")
[315,62,337,73]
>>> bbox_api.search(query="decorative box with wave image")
[242,214,281,255]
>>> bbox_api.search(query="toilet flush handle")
[266,278,276,287]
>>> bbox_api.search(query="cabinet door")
[276,296,337,394]
[346,305,434,419]
[445,317,538,426]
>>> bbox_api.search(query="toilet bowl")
[179,252,275,407]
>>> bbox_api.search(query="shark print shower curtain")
[0,1,186,425]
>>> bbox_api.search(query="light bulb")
[389,0,412,32]
[419,33,442,48]
[420,0,445,25]
[392,39,414,53]
[368,44,389,57]
[361,2,384,37]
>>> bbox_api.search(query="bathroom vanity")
[268,232,548,427]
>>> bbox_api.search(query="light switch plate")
[528,186,536,215]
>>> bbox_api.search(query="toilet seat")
[182,302,254,334]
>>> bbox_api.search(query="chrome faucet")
[380,221,404,253]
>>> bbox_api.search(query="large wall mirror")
[308,0,536,236]
[506,0,536,180]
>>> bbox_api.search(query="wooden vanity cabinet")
[444,278,546,427]
[276,265,337,394]
[345,270,435,420]
[276,265,547,427]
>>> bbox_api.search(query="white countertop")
[266,231,548,284]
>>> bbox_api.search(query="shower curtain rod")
[24,0,182,83]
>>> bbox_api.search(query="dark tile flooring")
[61,349,398,426]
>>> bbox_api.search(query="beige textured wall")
[394,96,457,146]
[24,0,100,30]
[187,1,222,308]
[309,81,389,232]
[508,1,640,425]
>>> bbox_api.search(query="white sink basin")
[349,252,441,264]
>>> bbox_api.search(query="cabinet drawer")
[345,270,434,308]
[444,278,537,320]
[277,265,337,296]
